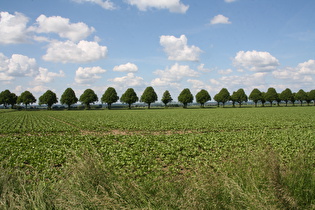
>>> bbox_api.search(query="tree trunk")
[68,104,71,110]
[148,103,151,109]
[128,103,131,109]
[255,102,257,107]
[300,101,303,106]
[285,101,288,107]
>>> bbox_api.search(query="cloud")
[210,72,268,92]
[225,0,236,3]
[0,53,37,80]
[126,0,189,13]
[30,15,95,42]
[272,59,315,83]
[197,63,213,72]
[34,68,65,83]
[151,63,199,86]
[233,50,280,72]
[109,73,144,88]
[218,68,233,75]
[160,35,202,61]
[210,14,231,25]
[0,11,29,44]
[187,79,213,93]
[113,62,138,72]
[43,40,108,63]
[75,66,107,84]
[72,0,116,10]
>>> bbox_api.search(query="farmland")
[0,107,314,209]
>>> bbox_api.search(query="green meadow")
[0,107,314,209]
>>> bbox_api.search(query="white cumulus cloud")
[126,0,189,13]
[75,66,107,84]
[72,0,116,10]
[43,40,108,63]
[0,11,29,44]
[113,62,138,72]
[233,50,280,72]
[0,53,37,79]
[30,14,95,42]
[151,63,199,86]
[35,68,65,83]
[160,35,202,61]
[109,73,144,88]
[210,14,231,25]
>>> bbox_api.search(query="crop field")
[0,107,314,209]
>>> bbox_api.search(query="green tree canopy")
[140,86,158,109]
[101,87,119,109]
[60,88,78,110]
[120,88,138,109]
[249,88,262,107]
[161,90,172,107]
[280,88,292,106]
[261,92,266,107]
[308,89,315,106]
[265,87,278,107]
[230,91,237,107]
[0,90,17,108]
[17,91,36,109]
[79,89,98,109]
[178,88,193,108]
[290,92,296,106]
[295,89,307,106]
[234,88,248,107]
[214,88,230,107]
[39,90,58,110]
[195,89,211,108]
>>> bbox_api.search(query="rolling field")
[0,107,314,209]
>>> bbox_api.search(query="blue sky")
[1,0,314,102]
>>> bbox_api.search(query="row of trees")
[0,87,315,110]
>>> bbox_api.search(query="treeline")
[0,87,315,110]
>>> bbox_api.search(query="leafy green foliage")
[79,89,98,109]
[17,91,36,109]
[161,90,172,107]
[140,86,158,109]
[265,87,278,107]
[308,89,315,106]
[214,88,230,107]
[280,88,293,106]
[60,88,78,109]
[195,89,211,107]
[232,88,248,107]
[120,88,138,109]
[249,88,262,107]
[101,87,119,109]
[0,89,17,108]
[295,89,307,106]
[39,90,58,110]
[178,88,193,108]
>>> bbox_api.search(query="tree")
[265,87,278,107]
[195,89,211,108]
[295,89,307,106]
[234,88,248,107]
[214,88,230,107]
[161,90,172,107]
[120,88,138,109]
[249,88,262,107]
[261,92,266,107]
[280,88,292,106]
[0,90,17,108]
[290,93,296,106]
[60,88,78,110]
[308,89,315,106]
[306,92,312,106]
[140,86,158,109]
[17,91,36,109]
[79,89,98,109]
[178,88,193,108]
[39,90,58,110]
[230,91,237,107]
[101,87,119,109]
[276,93,282,106]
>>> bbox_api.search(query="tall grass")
[1,145,314,209]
